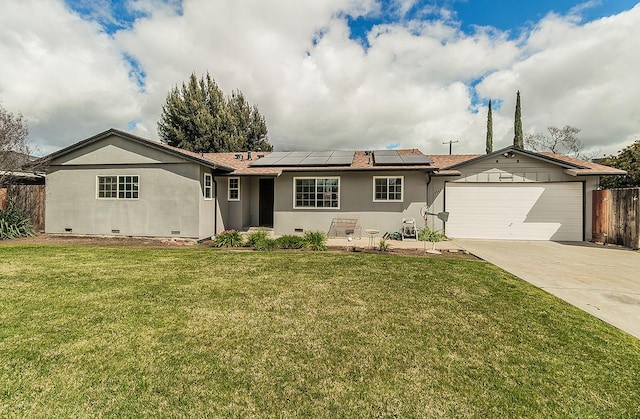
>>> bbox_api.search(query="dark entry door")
[259,178,274,227]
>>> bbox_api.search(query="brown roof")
[538,152,627,175]
[46,129,623,178]
[201,149,624,177]
[205,149,439,176]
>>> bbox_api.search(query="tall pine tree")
[158,73,272,153]
[513,91,523,149]
[486,99,493,154]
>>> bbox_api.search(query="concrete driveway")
[454,239,640,339]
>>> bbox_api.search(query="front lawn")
[1,245,638,417]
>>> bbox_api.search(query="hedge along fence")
[593,188,640,250]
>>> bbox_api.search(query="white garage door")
[445,182,583,241]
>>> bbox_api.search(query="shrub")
[212,230,244,247]
[254,238,278,251]
[275,235,305,249]
[0,208,35,240]
[418,227,447,242]
[303,230,327,251]
[378,238,391,252]
[246,230,269,247]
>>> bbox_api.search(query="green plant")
[246,230,269,247]
[418,227,447,242]
[254,238,278,251]
[275,235,305,249]
[0,208,35,240]
[378,238,391,252]
[212,230,244,247]
[303,230,327,251]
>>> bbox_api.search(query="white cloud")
[1,0,639,158]
[478,3,640,156]
[0,0,142,154]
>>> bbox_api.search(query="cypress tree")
[486,99,493,154]
[514,91,524,149]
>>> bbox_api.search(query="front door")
[259,178,274,227]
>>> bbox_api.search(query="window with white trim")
[97,175,139,199]
[204,173,213,200]
[373,176,403,202]
[294,177,339,208]
[228,177,240,201]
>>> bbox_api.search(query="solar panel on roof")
[309,151,333,157]
[299,157,330,166]
[374,155,404,165]
[373,150,399,156]
[249,150,354,167]
[326,156,354,165]
[401,155,433,165]
[331,150,356,157]
[277,157,306,165]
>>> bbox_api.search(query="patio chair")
[402,218,418,241]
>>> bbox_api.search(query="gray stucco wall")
[272,170,428,236]
[213,176,264,232]
[45,134,214,239]
[198,167,216,239]
[425,154,599,240]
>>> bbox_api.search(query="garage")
[444,182,583,241]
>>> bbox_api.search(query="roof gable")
[41,128,235,172]
[444,146,586,170]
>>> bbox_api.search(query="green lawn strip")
[0,245,638,417]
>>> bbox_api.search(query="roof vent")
[234,153,243,160]
[247,151,252,160]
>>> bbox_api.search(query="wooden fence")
[0,185,46,231]
[592,188,640,249]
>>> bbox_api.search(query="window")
[294,177,339,208]
[373,176,403,202]
[97,176,117,198]
[97,175,139,199]
[204,173,213,200]
[228,177,240,201]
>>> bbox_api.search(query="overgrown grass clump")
[2,246,638,417]
[0,208,34,240]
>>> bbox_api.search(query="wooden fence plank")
[593,188,640,249]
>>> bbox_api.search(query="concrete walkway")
[454,239,640,339]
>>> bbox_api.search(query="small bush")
[303,230,327,251]
[0,208,35,240]
[275,235,305,249]
[246,230,269,247]
[212,230,244,247]
[418,227,447,242]
[254,238,278,251]
[378,238,391,252]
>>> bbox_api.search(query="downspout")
[211,169,218,237]
[425,171,432,229]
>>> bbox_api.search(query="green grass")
[1,245,639,417]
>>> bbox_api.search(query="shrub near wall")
[0,208,35,240]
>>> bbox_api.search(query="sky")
[1,0,639,157]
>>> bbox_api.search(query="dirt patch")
[1,234,478,259]
[0,234,195,248]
